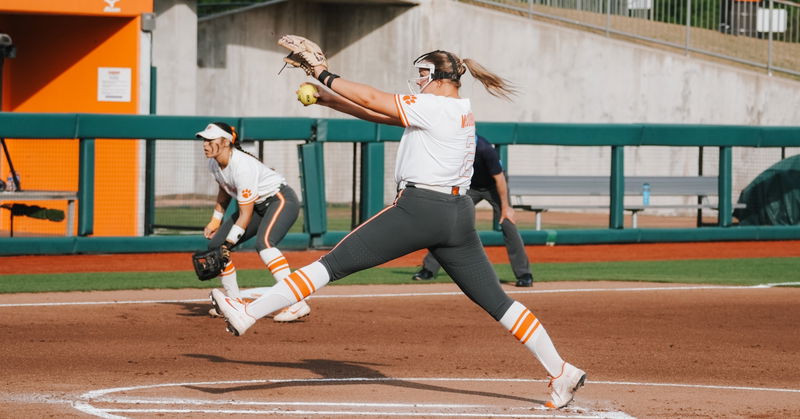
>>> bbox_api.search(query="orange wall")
[0,13,144,236]
[0,0,152,17]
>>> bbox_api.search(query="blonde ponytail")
[414,50,516,101]
[462,58,516,101]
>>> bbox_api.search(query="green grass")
[152,204,602,239]
[153,205,593,235]
[154,205,361,233]
[1,257,797,293]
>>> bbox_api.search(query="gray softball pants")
[320,186,515,320]
[209,184,300,251]
[422,186,531,279]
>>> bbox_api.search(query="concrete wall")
[153,0,216,199]
[155,0,800,207]
[191,0,800,123]
[153,0,197,116]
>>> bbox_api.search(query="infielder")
[211,36,586,409]
[195,121,310,322]
[413,134,534,287]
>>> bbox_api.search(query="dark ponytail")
[212,121,260,161]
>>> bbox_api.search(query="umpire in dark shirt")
[413,135,534,287]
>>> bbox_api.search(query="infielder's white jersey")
[393,93,476,189]
[208,149,286,205]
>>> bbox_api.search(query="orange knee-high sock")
[259,248,291,282]
[219,261,241,299]
[499,301,565,377]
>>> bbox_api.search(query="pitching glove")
[278,35,328,76]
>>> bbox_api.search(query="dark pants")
[422,186,531,279]
[209,185,300,252]
[320,186,514,320]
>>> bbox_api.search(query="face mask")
[407,61,435,95]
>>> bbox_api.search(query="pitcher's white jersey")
[393,93,476,189]
[208,149,285,205]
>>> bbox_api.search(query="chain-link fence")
[152,139,305,234]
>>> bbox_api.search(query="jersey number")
[459,135,476,178]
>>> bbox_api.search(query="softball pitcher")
[198,121,309,322]
[211,37,586,409]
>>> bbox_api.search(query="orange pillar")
[0,1,153,237]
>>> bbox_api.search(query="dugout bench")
[508,175,746,230]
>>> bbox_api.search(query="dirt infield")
[1,242,799,418]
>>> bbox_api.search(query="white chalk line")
[93,408,616,418]
[69,376,800,418]
[1,393,75,405]
[2,282,798,308]
[74,377,627,418]
[84,397,492,408]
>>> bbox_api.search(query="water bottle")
[642,182,650,206]
[7,173,20,191]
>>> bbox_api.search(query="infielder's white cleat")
[208,292,222,318]
[209,296,253,318]
[210,288,255,336]
[545,362,586,409]
[273,300,311,322]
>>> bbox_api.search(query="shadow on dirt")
[182,353,540,404]
[169,302,213,317]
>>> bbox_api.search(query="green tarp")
[734,155,800,226]
[1,203,65,222]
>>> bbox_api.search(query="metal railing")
[464,0,800,77]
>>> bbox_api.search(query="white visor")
[196,123,233,141]
[407,61,435,95]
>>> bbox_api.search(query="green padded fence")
[0,113,799,255]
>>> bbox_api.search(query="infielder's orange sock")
[500,301,565,377]
[259,248,291,282]
[219,261,241,299]
[247,261,329,319]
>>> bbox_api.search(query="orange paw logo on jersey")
[402,95,417,105]
[242,189,252,199]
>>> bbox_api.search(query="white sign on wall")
[756,8,788,33]
[98,67,131,102]
[628,0,652,10]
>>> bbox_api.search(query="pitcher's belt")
[405,182,466,196]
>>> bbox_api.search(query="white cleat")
[273,300,311,322]
[209,296,253,318]
[210,288,256,336]
[208,293,222,318]
[545,362,587,409]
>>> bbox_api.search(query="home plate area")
[74,377,633,418]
